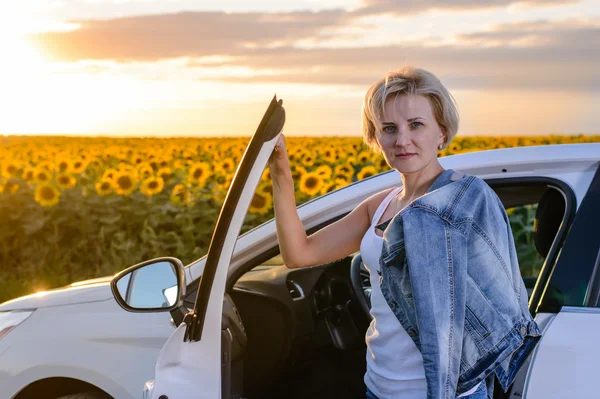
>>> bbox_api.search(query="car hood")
[0,276,114,311]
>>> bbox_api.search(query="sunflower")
[71,158,88,174]
[117,162,136,172]
[325,178,349,193]
[3,179,19,193]
[56,174,77,190]
[34,183,61,207]
[322,148,338,163]
[256,178,273,194]
[449,143,462,153]
[112,170,137,196]
[170,184,191,205]
[22,167,35,182]
[95,178,113,196]
[356,151,372,165]
[288,148,300,162]
[357,165,378,180]
[220,157,236,173]
[172,159,185,172]
[56,159,71,174]
[261,168,272,181]
[140,176,164,197]
[249,191,273,215]
[34,167,51,184]
[137,163,154,180]
[37,160,53,171]
[291,165,307,181]
[102,168,118,181]
[182,149,195,161]
[345,146,358,158]
[375,157,389,171]
[157,167,173,183]
[188,162,211,185]
[300,153,316,168]
[1,161,19,178]
[334,164,353,180]
[315,165,333,179]
[299,172,324,197]
[132,154,144,165]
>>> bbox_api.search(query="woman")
[268,67,540,399]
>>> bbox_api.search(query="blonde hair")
[361,66,459,152]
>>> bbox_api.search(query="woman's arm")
[269,134,381,269]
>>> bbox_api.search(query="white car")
[1,97,599,399]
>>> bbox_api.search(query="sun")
[0,7,139,136]
[0,32,139,135]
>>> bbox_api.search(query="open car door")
[150,96,285,399]
[519,163,600,399]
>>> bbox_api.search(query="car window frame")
[537,162,600,312]
[484,177,577,316]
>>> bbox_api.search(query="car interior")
[184,179,571,399]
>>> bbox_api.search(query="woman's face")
[375,94,446,174]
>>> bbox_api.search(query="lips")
[396,153,416,158]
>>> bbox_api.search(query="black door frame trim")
[539,162,600,311]
[484,177,577,316]
[184,96,285,342]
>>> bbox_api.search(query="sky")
[0,0,599,137]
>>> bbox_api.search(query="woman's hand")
[269,134,291,178]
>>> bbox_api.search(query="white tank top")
[359,187,480,398]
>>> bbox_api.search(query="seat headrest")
[534,189,565,258]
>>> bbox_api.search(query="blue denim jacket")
[376,169,542,399]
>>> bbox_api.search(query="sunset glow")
[0,0,598,136]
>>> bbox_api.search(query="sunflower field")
[0,134,598,302]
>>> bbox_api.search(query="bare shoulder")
[364,187,397,222]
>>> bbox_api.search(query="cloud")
[352,0,581,17]
[27,10,600,91]
[194,18,600,90]
[28,9,347,61]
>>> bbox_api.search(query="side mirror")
[110,257,186,312]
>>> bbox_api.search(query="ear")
[439,126,448,146]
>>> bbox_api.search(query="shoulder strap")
[371,187,402,226]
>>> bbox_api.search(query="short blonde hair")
[361,67,459,152]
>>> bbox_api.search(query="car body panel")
[0,270,194,313]
[0,281,113,311]
[0,299,173,399]
[524,308,600,398]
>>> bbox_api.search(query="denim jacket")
[376,169,542,399]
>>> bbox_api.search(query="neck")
[400,161,445,201]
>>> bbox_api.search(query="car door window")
[507,203,544,294]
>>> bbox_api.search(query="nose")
[394,126,411,147]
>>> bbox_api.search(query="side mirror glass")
[110,257,185,312]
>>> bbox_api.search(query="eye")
[410,121,423,128]
[382,125,395,133]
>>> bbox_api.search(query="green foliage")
[508,204,545,278]
[0,185,233,303]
